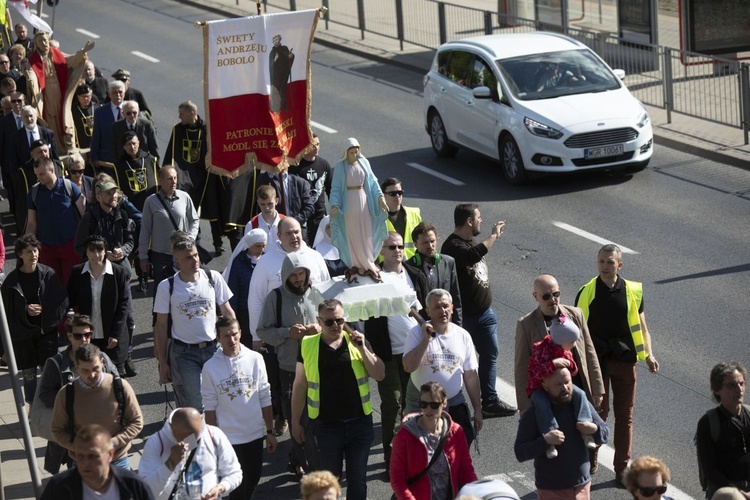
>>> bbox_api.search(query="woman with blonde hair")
[300,470,341,500]
[624,456,674,500]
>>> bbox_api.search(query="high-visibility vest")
[300,331,373,419]
[385,206,422,259]
[577,277,647,361]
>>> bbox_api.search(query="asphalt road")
[28,0,750,498]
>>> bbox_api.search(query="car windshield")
[496,49,621,101]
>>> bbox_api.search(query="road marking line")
[75,28,100,39]
[310,121,337,134]
[406,162,465,186]
[131,51,160,63]
[496,377,695,499]
[552,221,638,254]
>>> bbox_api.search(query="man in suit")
[514,274,605,464]
[90,80,125,170]
[405,221,462,325]
[255,167,314,240]
[11,105,59,176]
[0,90,27,213]
[111,100,158,162]
[111,69,150,116]
[83,60,108,104]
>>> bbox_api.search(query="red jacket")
[526,334,578,397]
[390,412,477,499]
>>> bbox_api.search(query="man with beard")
[71,84,97,151]
[257,253,319,475]
[515,368,608,500]
[441,203,516,418]
[113,131,158,211]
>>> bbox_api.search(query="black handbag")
[155,193,213,265]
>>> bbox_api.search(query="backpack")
[65,376,126,443]
[166,267,216,339]
[696,404,750,490]
[31,178,81,217]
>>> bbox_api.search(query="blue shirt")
[27,177,81,245]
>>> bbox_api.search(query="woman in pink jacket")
[390,381,477,500]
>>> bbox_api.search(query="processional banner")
[202,9,319,177]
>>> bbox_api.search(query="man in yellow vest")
[381,177,421,259]
[574,244,659,485]
[291,298,385,499]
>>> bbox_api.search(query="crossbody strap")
[156,192,180,232]
[407,416,450,485]
[167,444,199,500]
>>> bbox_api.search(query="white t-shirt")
[154,269,233,344]
[404,322,478,398]
[384,269,420,355]
[82,477,120,500]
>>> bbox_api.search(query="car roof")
[441,32,586,60]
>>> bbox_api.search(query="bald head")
[278,217,302,252]
[170,407,202,441]
[532,274,560,316]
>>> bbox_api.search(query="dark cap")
[75,84,92,96]
[111,69,130,80]
[30,139,48,151]
[122,130,137,143]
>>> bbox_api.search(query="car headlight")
[524,117,563,139]
[636,111,650,129]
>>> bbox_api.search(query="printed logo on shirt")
[178,293,214,319]
[471,258,490,289]
[219,373,256,400]
[424,349,462,374]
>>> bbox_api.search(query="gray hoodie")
[256,252,319,372]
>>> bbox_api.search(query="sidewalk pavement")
[1,0,748,498]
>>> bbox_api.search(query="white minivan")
[423,32,653,184]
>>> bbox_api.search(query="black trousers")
[230,438,264,499]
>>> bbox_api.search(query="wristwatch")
[266,429,274,435]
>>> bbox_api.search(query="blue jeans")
[309,414,373,500]
[168,341,218,411]
[531,385,593,434]
[462,307,499,406]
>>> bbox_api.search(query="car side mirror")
[472,86,492,99]
[613,69,626,80]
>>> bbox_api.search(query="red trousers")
[598,359,636,474]
[40,238,78,287]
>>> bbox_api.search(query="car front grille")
[564,128,639,148]
[572,151,635,166]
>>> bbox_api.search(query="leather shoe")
[124,357,138,377]
[589,447,599,474]
[482,399,517,418]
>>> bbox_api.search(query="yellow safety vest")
[385,206,422,259]
[300,331,373,419]
[577,277,647,361]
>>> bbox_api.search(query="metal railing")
[264,0,750,143]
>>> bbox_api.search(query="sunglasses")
[322,318,345,327]
[542,291,561,301]
[125,111,138,116]
[69,169,85,175]
[386,244,405,250]
[11,99,23,104]
[72,332,92,340]
[385,190,404,197]
[0,61,9,64]
[419,400,444,409]
[637,485,667,497]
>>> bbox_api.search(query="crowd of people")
[0,19,746,500]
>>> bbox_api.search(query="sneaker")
[589,447,599,475]
[546,445,558,459]
[482,399,517,418]
[582,434,597,449]
[274,417,288,436]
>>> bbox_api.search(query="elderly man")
[139,407,242,500]
[111,69,151,116]
[111,100,158,161]
[0,91,28,213]
[11,105,58,171]
[292,299,384,500]
[40,424,154,500]
[83,60,108,103]
[90,80,126,169]
[162,100,206,207]
[403,288,483,445]
[71,84,97,151]
[515,367,608,500]
[515,275,604,416]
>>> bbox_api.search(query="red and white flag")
[202,9,320,177]
[7,0,52,34]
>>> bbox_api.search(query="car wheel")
[500,135,528,185]
[429,111,458,158]
[626,159,650,172]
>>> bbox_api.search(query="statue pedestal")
[311,272,417,322]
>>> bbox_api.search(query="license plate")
[584,144,624,159]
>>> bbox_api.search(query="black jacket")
[364,262,430,362]
[40,464,155,500]
[254,171,315,226]
[74,204,134,259]
[1,263,68,340]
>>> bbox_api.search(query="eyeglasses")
[11,99,23,104]
[419,400,444,409]
[322,318,345,327]
[125,111,137,116]
[0,61,10,65]
[69,169,85,175]
[72,332,92,340]
[386,244,405,250]
[542,291,561,301]
[385,190,404,197]
[637,485,667,497]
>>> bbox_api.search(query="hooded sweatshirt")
[256,252,319,372]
